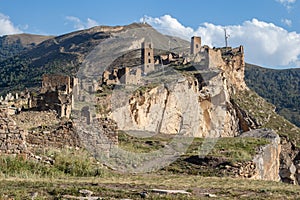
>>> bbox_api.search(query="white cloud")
[144,15,300,68]
[87,18,99,28]
[276,0,297,10]
[281,18,292,27]
[0,13,22,36]
[65,16,99,30]
[142,15,194,39]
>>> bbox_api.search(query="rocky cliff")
[107,46,248,138]
[111,69,241,138]
[240,129,281,181]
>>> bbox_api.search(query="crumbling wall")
[0,110,27,154]
[103,67,142,85]
[42,74,71,93]
[219,46,246,91]
[0,109,82,155]
[27,121,81,150]
[207,48,225,69]
[35,74,75,118]
[124,67,142,85]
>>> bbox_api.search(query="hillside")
[245,64,300,127]
[0,23,189,95]
[0,33,53,62]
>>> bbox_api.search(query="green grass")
[0,138,297,199]
[1,174,300,199]
[119,131,268,163]
[232,89,300,147]
[0,148,111,179]
[118,131,269,177]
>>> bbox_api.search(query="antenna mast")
[224,28,230,47]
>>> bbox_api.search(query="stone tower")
[142,42,155,74]
[191,36,201,55]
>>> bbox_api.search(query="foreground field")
[1,174,300,199]
[0,131,298,199]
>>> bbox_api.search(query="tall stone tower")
[142,42,155,74]
[191,36,201,55]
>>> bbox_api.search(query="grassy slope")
[245,63,300,127]
[232,89,300,146]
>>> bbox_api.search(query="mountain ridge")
[245,63,300,127]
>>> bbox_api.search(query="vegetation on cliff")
[245,63,300,127]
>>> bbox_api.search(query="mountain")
[245,64,300,127]
[0,23,189,95]
[0,33,53,62]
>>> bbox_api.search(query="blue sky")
[0,0,300,68]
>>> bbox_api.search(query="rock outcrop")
[240,129,281,182]
[111,70,241,138]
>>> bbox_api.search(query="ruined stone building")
[0,91,31,116]
[102,67,142,85]
[102,41,155,85]
[142,42,155,74]
[34,74,78,118]
[190,36,246,90]
[191,36,201,55]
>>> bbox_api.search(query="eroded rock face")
[240,129,281,182]
[111,70,241,138]
[280,138,299,184]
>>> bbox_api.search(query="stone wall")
[103,67,142,85]
[42,74,71,93]
[0,109,82,155]
[27,121,81,150]
[0,110,27,154]
[34,74,76,118]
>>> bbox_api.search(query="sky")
[0,0,300,69]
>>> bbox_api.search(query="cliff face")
[108,44,248,138]
[111,68,243,138]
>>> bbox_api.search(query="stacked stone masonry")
[0,109,27,154]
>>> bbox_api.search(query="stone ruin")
[32,74,78,119]
[0,91,31,116]
[102,41,155,85]
[0,108,27,155]
[189,36,246,91]
[102,37,246,91]
[141,42,155,74]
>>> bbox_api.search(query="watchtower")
[191,36,201,55]
[142,42,155,74]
